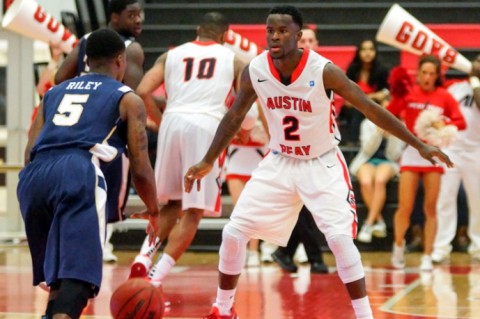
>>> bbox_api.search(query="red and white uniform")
[387,86,465,173]
[229,50,357,246]
[434,80,480,257]
[155,41,235,215]
[225,103,268,182]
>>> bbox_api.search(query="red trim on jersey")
[336,152,353,190]
[213,150,227,214]
[267,53,281,82]
[225,174,251,182]
[291,49,310,83]
[191,40,217,46]
[267,49,310,84]
[336,151,358,238]
[400,166,444,173]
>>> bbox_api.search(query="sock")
[139,236,161,258]
[351,296,373,319]
[148,253,175,284]
[214,287,236,315]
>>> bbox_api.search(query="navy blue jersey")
[31,73,132,162]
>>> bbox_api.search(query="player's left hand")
[417,143,453,168]
[184,161,213,193]
[146,214,160,245]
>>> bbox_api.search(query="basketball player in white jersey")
[183,6,453,319]
[432,54,480,264]
[130,12,246,285]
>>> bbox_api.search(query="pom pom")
[388,66,413,99]
[414,108,458,147]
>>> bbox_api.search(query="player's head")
[298,27,318,50]
[197,12,229,44]
[86,28,127,81]
[108,0,143,38]
[266,6,303,59]
[417,54,443,91]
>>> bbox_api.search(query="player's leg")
[369,163,396,238]
[433,164,461,263]
[392,171,419,267]
[421,171,441,270]
[300,148,373,319]
[148,206,203,285]
[50,279,93,319]
[355,163,375,243]
[205,153,301,318]
[462,150,480,260]
[130,200,182,278]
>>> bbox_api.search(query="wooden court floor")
[1,244,480,319]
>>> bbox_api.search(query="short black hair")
[199,12,229,35]
[86,28,126,60]
[108,0,140,15]
[268,5,303,30]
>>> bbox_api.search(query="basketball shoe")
[129,254,152,279]
[203,305,239,319]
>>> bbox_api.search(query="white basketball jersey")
[249,49,340,159]
[164,41,235,120]
[447,80,480,149]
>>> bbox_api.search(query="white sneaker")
[431,251,450,264]
[357,224,373,243]
[260,242,276,263]
[372,222,387,238]
[294,244,308,264]
[391,243,405,269]
[129,254,152,278]
[246,250,260,267]
[103,242,118,263]
[420,254,433,271]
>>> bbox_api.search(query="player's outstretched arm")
[136,52,168,127]
[323,62,453,168]
[124,42,145,90]
[54,42,81,85]
[184,65,257,193]
[120,93,160,238]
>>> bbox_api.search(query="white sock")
[148,253,175,282]
[139,236,161,258]
[351,296,373,319]
[214,287,236,315]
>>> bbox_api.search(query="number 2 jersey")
[250,49,341,159]
[163,40,235,120]
[30,73,132,162]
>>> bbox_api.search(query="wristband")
[469,76,480,90]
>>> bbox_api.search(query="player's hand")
[146,213,160,245]
[417,143,453,168]
[184,161,213,193]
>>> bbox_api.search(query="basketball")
[110,279,164,319]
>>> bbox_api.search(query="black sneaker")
[310,261,329,274]
[271,250,298,273]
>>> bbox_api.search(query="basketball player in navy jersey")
[55,0,145,262]
[18,29,159,319]
[183,6,453,319]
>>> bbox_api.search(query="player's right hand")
[184,161,213,193]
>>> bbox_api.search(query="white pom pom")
[414,109,458,147]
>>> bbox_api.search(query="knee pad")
[327,235,364,283]
[52,279,93,319]
[219,223,250,275]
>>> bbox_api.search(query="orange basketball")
[110,279,164,319]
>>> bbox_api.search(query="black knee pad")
[51,279,94,319]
